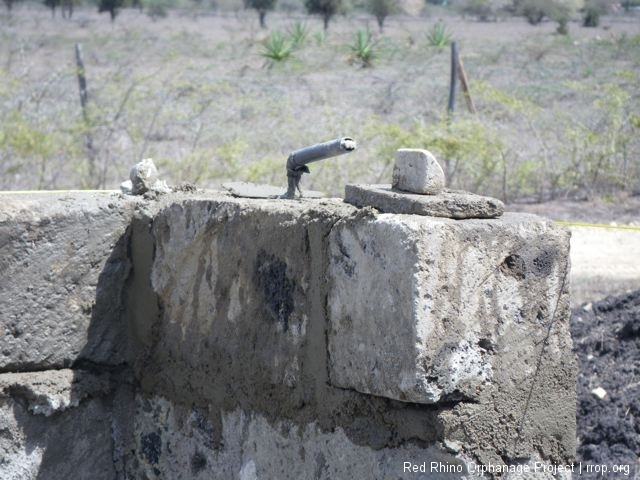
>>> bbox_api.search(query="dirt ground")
[571,291,640,479]
[508,195,640,306]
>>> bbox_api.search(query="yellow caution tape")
[555,221,640,231]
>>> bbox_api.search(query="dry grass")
[1,4,639,197]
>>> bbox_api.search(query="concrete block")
[143,195,355,408]
[0,192,138,371]
[128,394,480,480]
[344,184,504,219]
[0,369,110,416]
[0,369,132,480]
[328,212,573,405]
[392,148,445,194]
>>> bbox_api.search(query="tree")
[3,0,19,12]
[44,0,59,16]
[99,0,124,21]
[61,0,74,18]
[305,0,342,30]
[244,0,276,28]
[366,0,398,32]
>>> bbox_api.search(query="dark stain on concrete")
[190,450,207,475]
[500,254,526,280]
[141,431,162,465]
[532,249,555,277]
[254,250,294,332]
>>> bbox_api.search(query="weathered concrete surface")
[328,212,576,464]
[0,192,138,371]
[0,191,577,479]
[0,369,134,480]
[222,181,324,199]
[140,196,355,406]
[393,148,445,194]
[0,369,110,416]
[345,184,504,219]
[133,195,491,476]
[128,394,479,480]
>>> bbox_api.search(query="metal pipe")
[448,41,458,115]
[284,137,357,198]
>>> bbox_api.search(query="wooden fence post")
[75,43,98,186]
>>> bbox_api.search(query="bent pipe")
[284,137,357,199]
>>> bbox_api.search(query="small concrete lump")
[392,148,445,195]
[121,158,169,195]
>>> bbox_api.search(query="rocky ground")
[572,290,640,478]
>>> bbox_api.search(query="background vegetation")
[1,0,639,201]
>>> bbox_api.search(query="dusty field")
[1,5,639,199]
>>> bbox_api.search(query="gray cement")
[0,192,138,372]
[0,191,576,479]
[345,184,505,218]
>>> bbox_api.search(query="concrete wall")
[0,191,576,479]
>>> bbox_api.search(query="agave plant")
[426,21,452,47]
[260,31,294,65]
[349,29,377,68]
[288,22,309,49]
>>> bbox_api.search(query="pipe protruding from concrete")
[284,137,357,199]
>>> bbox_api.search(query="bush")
[304,0,343,30]
[582,4,600,26]
[426,20,452,47]
[365,0,399,32]
[98,0,124,21]
[348,29,377,67]
[519,0,552,24]
[556,15,569,33]
[260,30,294,64]
[553,3,571,33]
[459,0,494,21]
[287,21,309,47]
[244,0,276,28]
[142,0,172,19]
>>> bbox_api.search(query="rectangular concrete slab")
[345,184,504,219]
[327,211,576,462]
[0,192,138,371]
[327,211,573,402]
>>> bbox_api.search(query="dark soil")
[572,290,640,478]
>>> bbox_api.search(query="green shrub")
[426,21,452,47]
[304,0,343,30]
[98,0,124,21]
[459,0,494,21]
[553,4,570,34]
[142,0,172,19]
[582,4,600,26]
[244,0,276,28]
[349,29,377,67]
[365,0,399,32]
[287,21,309,48]
[261,31,294,64]
[556,15,569,34]
[519,0,552,24]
